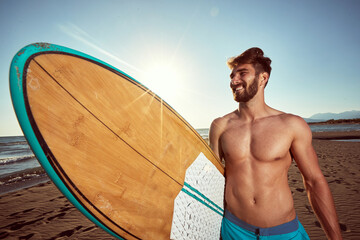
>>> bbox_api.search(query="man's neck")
[237,94,269,122]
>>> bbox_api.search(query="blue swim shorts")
[221,209,310,239]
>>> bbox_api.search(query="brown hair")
[227,47,272,81]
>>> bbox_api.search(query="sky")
[0,0,359,136]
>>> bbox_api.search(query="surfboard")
[9,43,225,239]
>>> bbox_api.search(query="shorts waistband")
[224,209,299,236]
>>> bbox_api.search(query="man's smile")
[231,83,245,93]
[235,86,244,92]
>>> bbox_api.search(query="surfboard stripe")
[181,184,223,216]
[183,182,224,214]
[170,152,224,239]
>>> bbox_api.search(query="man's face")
[230,64,259,103]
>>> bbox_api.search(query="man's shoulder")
[279,113,308,126]
[210,111,237,134]
[212,110,237,125]
[277,113,311,136]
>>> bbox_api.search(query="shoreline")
[0,167,48,196]
[308,118,360,125]
[1,130,359,239]
[0,175,49,196]
[312,130,360,140]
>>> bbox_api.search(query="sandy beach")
[1,130,359,239]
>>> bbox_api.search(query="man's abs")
[224,157,297,228]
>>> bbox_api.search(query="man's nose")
[231,77,240,85]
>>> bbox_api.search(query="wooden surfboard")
[9,43,225,239]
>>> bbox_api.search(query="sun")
[142,62,182,104]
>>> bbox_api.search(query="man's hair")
[227,47,272,85]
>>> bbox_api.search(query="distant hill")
[310,110,360,120]
[303,118,325,123]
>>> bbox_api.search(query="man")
[209,48,342,239]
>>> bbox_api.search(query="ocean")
[1,123,359,195]
[0,136,47,194]
[197,123,360,139]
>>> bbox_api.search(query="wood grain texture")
[24,53,223,239]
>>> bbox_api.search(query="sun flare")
[142,62,182,104]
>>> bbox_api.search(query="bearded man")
[209,48,342,239]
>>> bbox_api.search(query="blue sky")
[1,0,359,136]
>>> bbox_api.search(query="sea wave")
[196,128,209,139]
[0,155,36,165]
[0,140,28,146]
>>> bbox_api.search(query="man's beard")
[232,76,259,103]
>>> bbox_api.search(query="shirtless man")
[209,48,342,239]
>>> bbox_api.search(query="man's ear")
[260,72,269,87]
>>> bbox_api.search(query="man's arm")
[290,116,342,239]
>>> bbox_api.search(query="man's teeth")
[236,86,244,91]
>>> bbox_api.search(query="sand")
[0,181,116,240]
[1,131,359,239]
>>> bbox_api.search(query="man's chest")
[220,122,293,162]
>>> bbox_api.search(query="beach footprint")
[314,221,350,233]
[19,233,35,240]
[47,226,83,240]
[339,223,350,233]
[0,231,9,239]
[46,212,66,221]
[314,221,322,229]
[305,204,314,215]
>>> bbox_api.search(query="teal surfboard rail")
[9,43,135,240]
